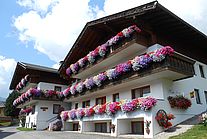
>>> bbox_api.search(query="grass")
[170,124,207,139]
[16,127,34,131]
[0,121,11,126]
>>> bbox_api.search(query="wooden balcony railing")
[70,52,195,99]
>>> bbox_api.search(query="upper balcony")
[65,49,195,102]
[73,33,148,80]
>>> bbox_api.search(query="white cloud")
[0,56,16,98]
[13,0,207,65]
[52,63,60,69]
[14,0,98,63]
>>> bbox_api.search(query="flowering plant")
[155,110,175,128]
[106,102,121,116]
[61,111,69,121]
[93,73,107,87]
[84,107,95,117]
[65,25,142,77]
[84,78,95,90]
[68,109,77,120]
[76,108,85,119]
[150,46,174,62]
[201,112,207,126]
[106,69,119,80]
[70,63,79,74]
[70,84,77,95]
[140,97,157,111]
[19,107,32,115]
[93,104,106,115]
[99,44,108,57]
[63,88,70,97]
[168,95,192,109]
[131,54,152,71]
[76,81,85,93]
[115,61,132,74]
[121,99,138,113]
[66,67,72,76]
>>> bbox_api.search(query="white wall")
[37,82,68,91]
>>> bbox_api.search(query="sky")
[0,0,207,99]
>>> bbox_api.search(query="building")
[10,62,70,130]
[11,1,207,138]
[0,101,5,117]
[57,1,207,138]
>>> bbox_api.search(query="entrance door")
[73,123,79,131]
[95,123,107,133]
[131,121,144,135]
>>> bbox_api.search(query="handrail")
[46,116,57,123]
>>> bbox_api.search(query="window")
[199,65,205,78]
[96,96,106,105]
[194,89,201,104]
[204,91,207,104]
[132,86,150,99]
[32,105,35,114]
[75,103,78,109]
[113,93,119,102]
[54,86,62,92]
[53,104,61,114]
[82,100,90,108]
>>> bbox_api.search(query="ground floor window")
[95,123,107,133]
[131,121,144,135]
[73,123,79,131]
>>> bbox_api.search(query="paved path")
[0,126,129,139]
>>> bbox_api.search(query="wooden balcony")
[72,32,150,80]
[67,52,195,101]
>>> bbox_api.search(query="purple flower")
[84,78,95,90]
[66,67,72,76]
[115,61,132,74]
[76,81,85,93]
[93,73,107,87]
[106,69,119,80]
[70,63,79,74]
[69,109,77,120]
[63,87,70,97]
[70,84,77,95]
[99,44,108,57]
[76,108,85,119]
[132,54,152,71]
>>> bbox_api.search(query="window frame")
[199,65,205,78]
[53,104,61,114]
[75,103,79,109]
[131,86,150,99]
[113,93,119,102]
[54,86,62,92]
[194,89,202,104]
[82,100,90,108]
[32,105,35,114]
[96,96,106,105]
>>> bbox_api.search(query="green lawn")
[16,127,34,131]
[170,124,207,139]
[0,121,11,126]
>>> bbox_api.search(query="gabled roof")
[9,62,69,90]
[58,1,207,78]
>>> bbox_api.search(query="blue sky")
[0,0,206,99]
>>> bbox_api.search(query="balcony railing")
[70,52,195,99]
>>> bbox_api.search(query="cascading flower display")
[93,104,106,115]
[61,97,157,121]
[155,110,175,128]
[61,111,69,121]
[106,69,119,80]
[106,102,121,116]
[167,95,191,109]
[68,109,77,120]
[76,108,85,119]
[16,74,30,91]
[93,73,107,87]
[84,78,95,90]
[65,25,142,77]
[140,97,157,111]
[19,107,32,115]
[84,107,95,117]
[14,46,174,107]
[76,81,85,93]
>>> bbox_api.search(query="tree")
[4,91,21,120]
